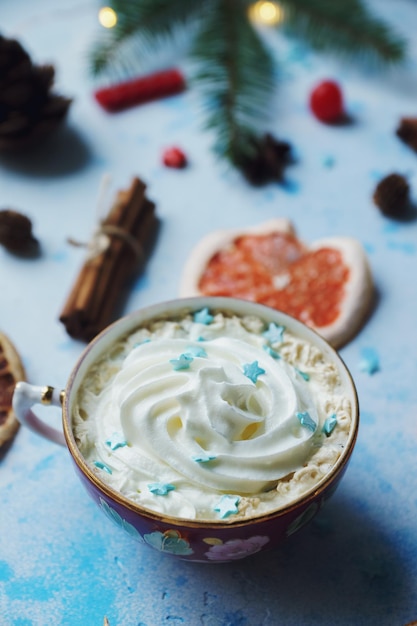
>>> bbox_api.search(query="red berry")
[162,146,187,168]
[309,80,344,123]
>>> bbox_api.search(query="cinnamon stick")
[59,177,159,341]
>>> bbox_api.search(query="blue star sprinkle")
[185,345,208,358]
[322,414,338,436]
[295,368,310,381]
[192,454,217,463]
[193,308,214,325]
[148,483,176,496]
[94,461,113,474]
[262,323,285,344]
[296,411,317,433]
[214,495,240,518]
[359,347,380,375]
[133,338,151,348]
[170,353,194,370]
[263,345,281,359]
[243,361,266,383]
[105,433,128,451]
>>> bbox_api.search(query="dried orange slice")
[180,219,374,348]
[0,332,26,447]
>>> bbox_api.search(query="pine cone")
[0,34,72,152]
[0,209,40,256]
[238,133,293,186]
[396,117,417,152]
[373,173,410,217]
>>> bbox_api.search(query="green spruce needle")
[90,0,406,177]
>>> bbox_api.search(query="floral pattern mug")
[13,297,359,562]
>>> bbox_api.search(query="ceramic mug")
[13,297,359,563]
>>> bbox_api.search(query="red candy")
[162,146,187,168]
[94,68,186,112]
[309,80,344,123]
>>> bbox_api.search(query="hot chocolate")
[73,306,352,522]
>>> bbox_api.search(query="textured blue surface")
[1,1,417,624]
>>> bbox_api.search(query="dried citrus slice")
[180,219,374,348]
[0,332,26,447]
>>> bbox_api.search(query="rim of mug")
[62,296,360,529]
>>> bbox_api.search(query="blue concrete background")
[1,1,417,624]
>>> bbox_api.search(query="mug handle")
[12,381,66,446]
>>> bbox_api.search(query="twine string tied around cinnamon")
[67,222,145,263]
[66,173,145,262]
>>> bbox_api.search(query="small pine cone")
[0,209,39,255]
[0,34,72,152]
[238,133,293,186]
[373,173,410,217]
[396,117,417,152]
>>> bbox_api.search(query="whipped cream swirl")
[74,312,351,520]
[93,336,317,494]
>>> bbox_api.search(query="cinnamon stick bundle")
[59,176,159,342]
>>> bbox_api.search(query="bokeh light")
[249,1,284,26]
[98,6,118,29]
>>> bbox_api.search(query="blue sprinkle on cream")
[148,483,176,496]
[133,338,151,348]
[106,433,128,451]
[262,323,285,344]
[193,308,214,325]
[185,345,208,358]
[214,495,240,518]
[296,411,317,432]
[94,461,112,474]
[295,368,310,381]
[192,454,216,463]
[263,345,281,359]
[243,361,266,383]
[170,353,194,370]
[322,414,338,436]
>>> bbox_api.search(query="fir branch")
[279,0,405,63]
[90,0,201,77]
[191,0,275,165]
[110,0,201,40]
[89,0,407,179]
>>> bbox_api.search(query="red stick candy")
[94,68,186,112]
